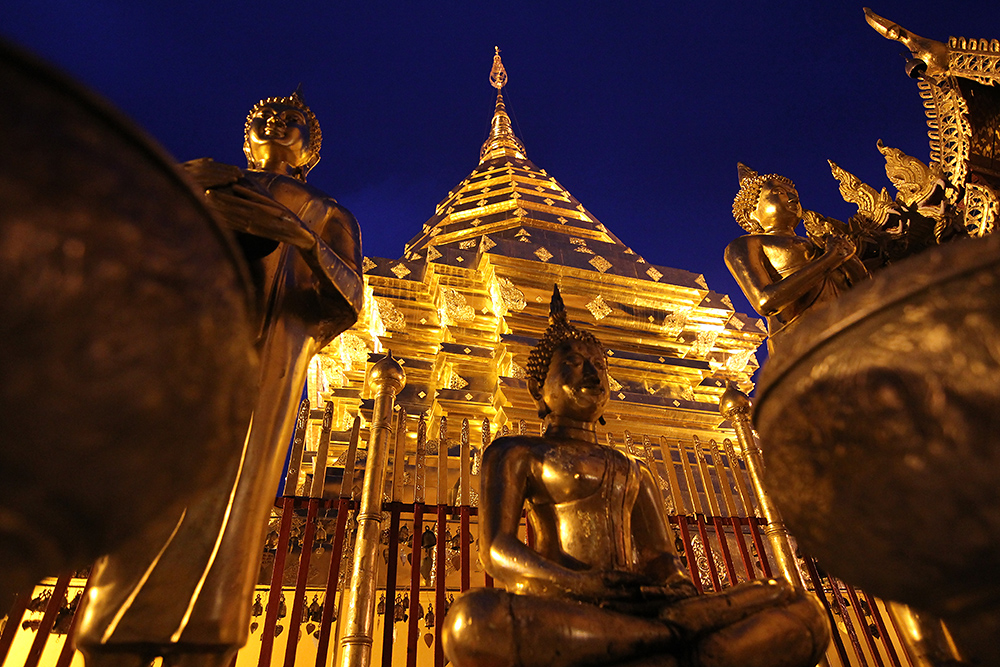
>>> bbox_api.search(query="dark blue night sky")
[5,1,997,324]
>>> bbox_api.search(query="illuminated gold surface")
[440,289,828,667]
[75,90,363,667]
[719,385,804,590]
[337,354,405,667]
[725,164,868,352]
[866,9,1000,237]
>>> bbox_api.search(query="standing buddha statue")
[75,89,363,667]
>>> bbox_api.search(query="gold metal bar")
[659,437,688,515]
[310,403,335,499]
[721,436,757,519]
[623,430,640,457]
[693,436,723,517]
[642,435,675,515]
[391,410,408,503]
[415,414,427,504]
[338,354,405,667]
[283,399,311,496]
[339,416,361,499]
[460,418,471,506]
[708,439,741,518]
[438,416,449,506]
[677,438,705,516]
[720,385,804,588]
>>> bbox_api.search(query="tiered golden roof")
[309,51,766,480]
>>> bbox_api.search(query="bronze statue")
[441,286,828,667]
[75,89,363,667]
[725,164,868,353]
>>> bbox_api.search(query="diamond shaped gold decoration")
[426,246,442,261]
[731,317,745,330]
[362,257,377,272]
[535,185,545,192]
[514,207,528,217]
[586,295,612,321]
[470,218,482,226]
[557,216,567,224]
[544,198,555,206]
[648,315,655,322]
[418,391,426,399]
[589,256,612,273]
[575,246,595,254]
[446,206,454,214]
[456,256,464,262]
[477,199,487,207]
[617,392,626,400]
[391,263,411,278]
[511,191,520,200]
[607,350,614,356]
[646,266,663,282]
[570,238,586,245]
[673,400,681,407]
[465,393,474,401]
[459,239,477,249]
[463,347,471,354]
[534,247,553,262]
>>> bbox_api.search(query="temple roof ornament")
[480,47,527,163]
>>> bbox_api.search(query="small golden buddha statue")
[442,286,828,667]
[76,89,363,667]
[725,164,868,353]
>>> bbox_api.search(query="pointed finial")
[490,46,508,90]
[480,47,526,162]
[737,162,760,186]
[549,284,566,323]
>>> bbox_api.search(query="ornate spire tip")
[490,47,508,90]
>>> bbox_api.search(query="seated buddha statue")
[725,164,868,354]
[441,286,829,667]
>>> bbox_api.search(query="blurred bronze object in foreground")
[754,230,1000,664]
[749,13,1000,665]
[76,89,363,667]
[0,42,257,603]
[441,286,829,667]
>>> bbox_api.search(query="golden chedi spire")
[480,47,527,163]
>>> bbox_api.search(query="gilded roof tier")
[315,50,767,454]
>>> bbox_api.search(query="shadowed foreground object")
[0,41,257,601]
[755,230,1000,664]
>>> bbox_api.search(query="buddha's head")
[733,164,801,234]
[526,286,609,423]
[243,88,322,180]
